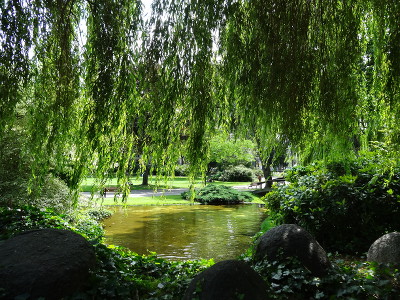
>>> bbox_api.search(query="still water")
[103,204,266,261]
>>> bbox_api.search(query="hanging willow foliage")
[220,0,363,157]
[27,0,82,190]
[0,0,31,132]
[144,0,230,175]
[82,0,143,193]
[1,0,400,198]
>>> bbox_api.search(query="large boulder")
[367,232,400,264]
[183,260,269,300]
[0,228,96,300]
[253,224,331,276]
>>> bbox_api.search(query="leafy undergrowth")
[1,206,399,299]
[248,254,399,300]
[85,245,212,300]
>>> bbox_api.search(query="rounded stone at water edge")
[367,232,400,264]
[253,224,331,276]
[0,228,96,300]
[183,259,269,300]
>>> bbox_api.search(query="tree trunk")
[261,150,275,188]
[142,164,151,186]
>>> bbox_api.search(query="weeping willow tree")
[1,0,400,202]
[1,0,147,201]
[217,0,400,163]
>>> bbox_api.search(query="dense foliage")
[0,128,74,212]
[181,184,253,204]
[0,206,70,240]
[263,153,400,253]
[0,205,106,241]
[248,254,400,300]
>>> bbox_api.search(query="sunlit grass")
[80,176,264,206]
[85,193,264,206]
[80,176,251,192]
[92,195,194,206]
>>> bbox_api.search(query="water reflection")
[103,204,266,261]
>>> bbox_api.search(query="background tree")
[208,132,256,170]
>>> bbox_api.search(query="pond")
[103,204,266,261]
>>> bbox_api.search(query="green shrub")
[218,165,255,182]
[31,175,75,214]
[263,155,400,254]
[175,164,190,176]
[181,184,253,204]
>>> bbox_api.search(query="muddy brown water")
[102,204,266,261]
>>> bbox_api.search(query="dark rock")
[367,232,400,264]
[253,224,331,276]
[0,228,96,300]
[183,260,269,300]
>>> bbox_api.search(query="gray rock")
[0,228,96,300]
[253,224,331,276]
[183,260,269,300]
[367,232,400,264]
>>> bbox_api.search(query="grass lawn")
[91,195,194,206]
[80,176,265,206]
[85,193,265,206]
[80,176,251,192]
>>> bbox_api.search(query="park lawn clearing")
[80,176,250,192]
[90,194,264,206]
[93,195,195,206]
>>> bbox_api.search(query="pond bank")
[81,186,265,206]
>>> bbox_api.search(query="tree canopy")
[1,0,400,198]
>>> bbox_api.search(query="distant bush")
[263,154,400,254]
[207,167,223,181]
[219,165,255,182]
[181,184,253,205]
[175,164,190,176]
